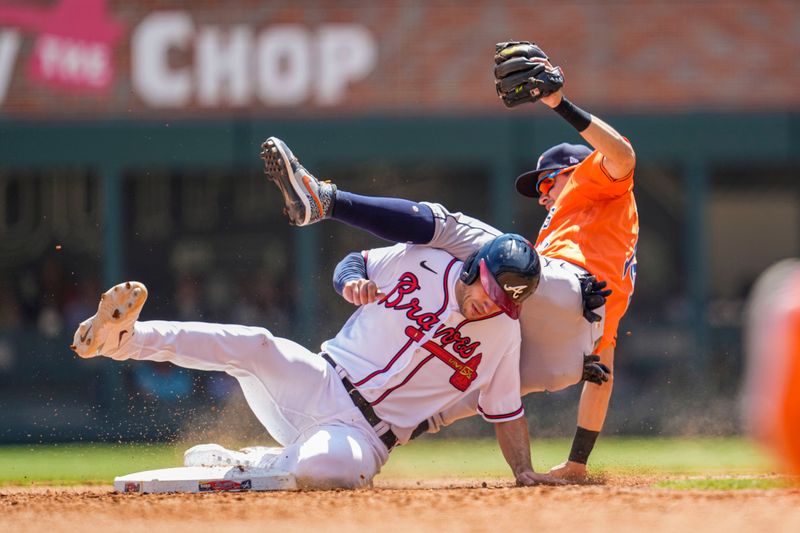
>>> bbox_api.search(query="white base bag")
[114,465,298,493]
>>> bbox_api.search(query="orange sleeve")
[572,151,634,201]
[781,305,800,474]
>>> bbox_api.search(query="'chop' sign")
[132,12,377,108]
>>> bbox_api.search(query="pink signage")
[0,0,123,92]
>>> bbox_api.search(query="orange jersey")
[746,262,800,475]
[535,150,639,352]
[783,303,800,474]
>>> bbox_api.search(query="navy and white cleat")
[260,136,336,226]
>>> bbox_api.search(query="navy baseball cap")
[515,143,593,198]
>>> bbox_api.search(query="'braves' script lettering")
[380,273,419,306]
[380,272,440,332]
[432,325,480,359]
[380,269,487,393]
[381,271,484,361]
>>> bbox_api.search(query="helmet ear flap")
[460,251,480,285]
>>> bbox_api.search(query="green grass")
[0,443,183,486]
[0,437,778,487]
[382,437,774,478]
[654,477,792,490]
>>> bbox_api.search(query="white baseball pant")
[111,320,388,489]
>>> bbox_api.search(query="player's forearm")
[567,346,615,465]
[576,345,615,431]
[495,416,534,478]
[579,117,636,177]
[544,93,635,179]
[577,375,614,431]
[564,380,613,466]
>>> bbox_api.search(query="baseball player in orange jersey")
[744,260,800,476]
[519,117,638,480]
[261,42,636,480]
[486,45,638,479]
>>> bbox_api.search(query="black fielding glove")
[580,275,612,323]
[582,354,611,385]
[494,41,564,107]
[494,41,549,64]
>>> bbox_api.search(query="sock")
[331,191,435,244]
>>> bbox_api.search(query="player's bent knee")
[290,431,378,490]
[293,451,374,490]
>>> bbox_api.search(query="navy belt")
[321,353,430,451]
[321,353,399,451]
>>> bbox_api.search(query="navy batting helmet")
[459,233,541,319]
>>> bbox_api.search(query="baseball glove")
[494,41,564,107]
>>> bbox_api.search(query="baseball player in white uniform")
[71,235,563,489]
[260,137,612,436]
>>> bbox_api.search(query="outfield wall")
[0,0,798,442]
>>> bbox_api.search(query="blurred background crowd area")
[0,0,798,443]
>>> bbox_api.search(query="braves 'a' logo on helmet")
[503,284,528,300]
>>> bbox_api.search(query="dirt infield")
[2,478,800,533]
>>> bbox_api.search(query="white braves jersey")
[322,244,523,440]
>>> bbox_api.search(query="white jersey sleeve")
[363,244,408,287]
[476,335,524,423]
[420,202,502,261]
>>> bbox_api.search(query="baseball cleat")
[184,443,283,468]
[70,281,148,359]
[260,136,336,226]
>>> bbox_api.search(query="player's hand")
[528,58,564,108]
[342,279,384,306]
[582,354,611,385]
[515,470,569,486]
[579,275,612,323]
[548,461,588,482]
